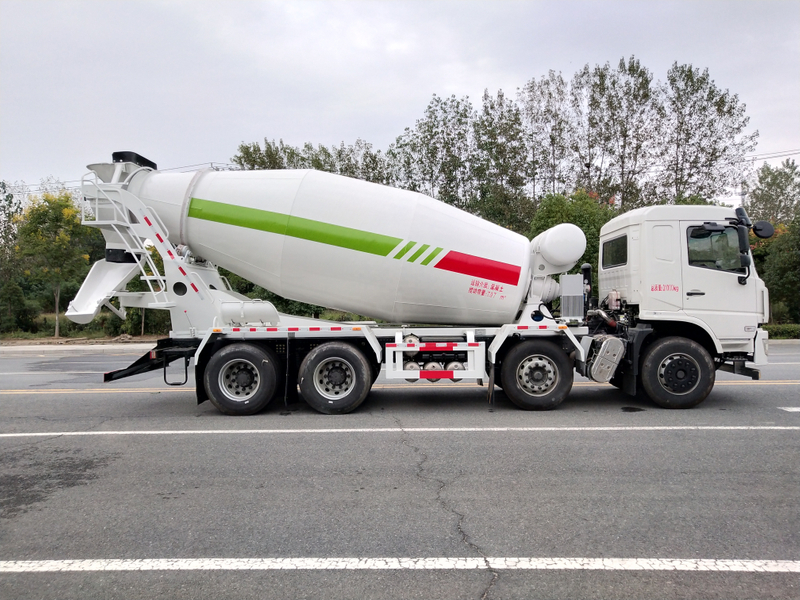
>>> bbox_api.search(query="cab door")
[680,222,759,344]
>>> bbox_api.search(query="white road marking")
[1,557,798,573]
[778,407,800,412]
[1,426,798,438]
[0,372,106,375]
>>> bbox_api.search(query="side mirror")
[737,225,750,253]
[740,254,751,268]
[752,221,774,239]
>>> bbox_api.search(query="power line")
[746,149,800,160]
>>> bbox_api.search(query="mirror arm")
[738,264,751,285]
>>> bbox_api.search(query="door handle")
[686,291,705,296]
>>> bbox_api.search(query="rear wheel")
[500,340,573,410]
[640,337,715,409]
[299,342,372,414]
[204,343,279,415]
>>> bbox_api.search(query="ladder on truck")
[67,171,175,322]
[67,172,197,385]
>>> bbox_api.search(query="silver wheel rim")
[657,353,700,396]
[517,355,558,396]
[218,358,260,402]
[314,357,355,400]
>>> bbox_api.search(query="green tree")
[0,181,35,331]
[519,70,573,199]
[655,63,758,202]
[590,57,659,209]
[472,89,533,233]
[232,137,390,184]
[760,214,800,322]
[743,159,800,224]
[232,138,298,170]
[16,191,97,337]
[388,94,476,209]
[529,190,617,289]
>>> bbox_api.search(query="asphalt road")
[1,342,798,599]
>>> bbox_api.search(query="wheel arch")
[638,320,720,361]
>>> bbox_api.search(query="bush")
[764,323,800,339]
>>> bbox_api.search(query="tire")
[204,343,280,415]
[640,337,715,409]
[299,342,371,414]
[500,340,573,410]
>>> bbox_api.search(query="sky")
[1,0,799,196]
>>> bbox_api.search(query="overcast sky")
[1,0,798,192]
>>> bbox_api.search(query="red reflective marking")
[144,216,152,226]
[267,327,278,332]
[330,327,342,331]
[309,327,320,332]
[434,251,521,286]
[386,343,397,347]
[232,327,240,332]
[517,325,529,330]
[167,250,175,260]
[539,325,548,329]
[178,267,187,276]
[288,327,299,332]
[420,370,455,379]
[419,343,457,350]
[190,283,199,292]
[250,328,257,332]
[156,233,164,243]
[468,342,480,347]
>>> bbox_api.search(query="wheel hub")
[658,353,700,395]
[314,358,354,399]
[517,356,558,396]
[235,369,254,387]
[327,366,347,386]
[218,359,260,402]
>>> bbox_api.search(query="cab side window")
[686,226,744,273]
[602,235,627,268]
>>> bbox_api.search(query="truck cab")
[596,205,771,404]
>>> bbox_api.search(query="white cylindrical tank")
[127,169,532,325]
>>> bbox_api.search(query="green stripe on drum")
[393,241,416,259]
[189,198,403,257]
[408,244,430,262]
[420,246,443,266]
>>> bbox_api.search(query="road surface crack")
[393,416,498,599]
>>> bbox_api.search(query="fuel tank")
[126,168,532,325]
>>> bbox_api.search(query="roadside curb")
[0,343,155,355]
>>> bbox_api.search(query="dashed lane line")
[1,557,798,573]
[778,407,800,412]
[1,426,798,438]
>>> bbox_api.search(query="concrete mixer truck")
[66,152,774,415]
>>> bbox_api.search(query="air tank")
[126,168,533,325]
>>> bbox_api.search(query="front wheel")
[500,340,573,410]
[640,337,715,409]
[299,342,372,414]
